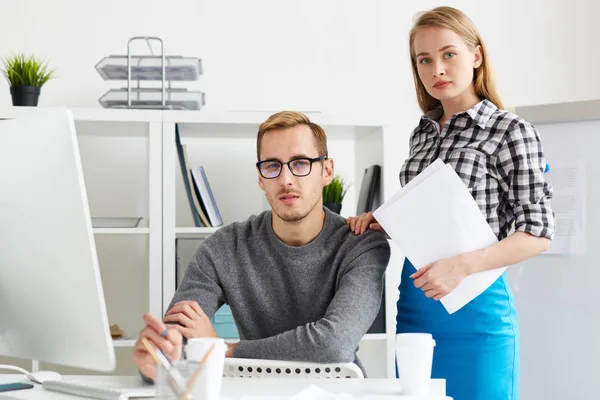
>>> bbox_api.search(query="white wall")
[3,0,598,116]
[1,0,598,387]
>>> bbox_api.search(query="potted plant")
[2,53,55,106]
[322,175,350,214]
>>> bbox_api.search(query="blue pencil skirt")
[396,258,520,400]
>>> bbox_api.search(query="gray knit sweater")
[168,207,390,373]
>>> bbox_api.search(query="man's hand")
[132,313,183,382]
[163,301,218,339]
[226,343,237,358]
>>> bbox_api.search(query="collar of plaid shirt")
[420,98,497,130]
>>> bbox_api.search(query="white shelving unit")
[112,340,137,348]
[161,110,390,308]
[162,110,403,378]
[93,228,151,235]
[174,227,221,235]
[4,106,405,378]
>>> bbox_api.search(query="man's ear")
[257,169,265,192]
[322,158,335,186]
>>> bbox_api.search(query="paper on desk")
[239,385,401,400]
[374,160,505,314]
[238,385,448,400]
[240,385,350,400]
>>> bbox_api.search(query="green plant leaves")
[322,175,350,204]
[1,53,55,87]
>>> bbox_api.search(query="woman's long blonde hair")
[409,6,504,113]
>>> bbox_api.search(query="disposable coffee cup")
[184,338,227,400]
[396,333,436,396]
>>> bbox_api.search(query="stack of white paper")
[239,384,448,400]
[239,385,352,400]
[373,159,505,314]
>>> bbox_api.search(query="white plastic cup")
[184,338,227,400]
[395,333,436,396]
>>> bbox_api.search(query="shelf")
[362,333,387,341]
[96,55,202,81]
[513,99,600,125]
[70,108,163,123]
[93,228,150,235]
[112,339,136,347]
[164,110,384,139]
[2,106,162,123]
[2,107,385,138]
[99,89,205,111]
[4,107,383,127]
[175,227,221,236]
[164,110,385,125]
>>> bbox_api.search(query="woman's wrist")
[461,249,485,276]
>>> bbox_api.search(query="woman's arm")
[411,231,550,301]
[412,119,555,300]
[464,231,550,274]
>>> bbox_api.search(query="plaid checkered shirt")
[400,99,555,241]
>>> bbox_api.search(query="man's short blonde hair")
[256,111,328,160]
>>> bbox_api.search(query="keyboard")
[42,380,156,400]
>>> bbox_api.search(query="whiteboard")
[506,118,600,400]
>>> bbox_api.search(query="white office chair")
[223,358,364,379]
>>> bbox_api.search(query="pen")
[141,338,187,395]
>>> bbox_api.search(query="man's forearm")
[231,321,357,363]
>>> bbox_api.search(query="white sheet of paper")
[374,161,505,314]
[238,385,420,400]
[240,385,353,400]
[378,159,446,212]
[543,161,585,255]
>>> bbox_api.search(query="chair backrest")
[223,358,364,379]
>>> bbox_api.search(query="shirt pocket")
[445,149,488,189]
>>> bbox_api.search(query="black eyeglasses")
[256,156,328,179]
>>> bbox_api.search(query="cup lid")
[396,332,436,346]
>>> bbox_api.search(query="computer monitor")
[0,108,116,372]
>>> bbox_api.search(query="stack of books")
[176,124,223,227]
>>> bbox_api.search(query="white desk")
[0,375,449,399]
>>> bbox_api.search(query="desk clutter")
[238,384,450,399]
[109,324,125,340]
[95,36,205,110]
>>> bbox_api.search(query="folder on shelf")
[175,124,210,227]
[356,164,381,215]
[191,166,223,227]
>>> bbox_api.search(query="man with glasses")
[133,111,390,381]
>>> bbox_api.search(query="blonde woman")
[347,6,554,400]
